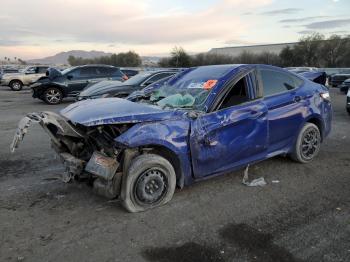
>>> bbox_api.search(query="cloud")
[298,30,318,35]
[304,18,350,29]
[279,16,330,23]
[0,0,262,45]
[0,0,274,57]
[260,8,302,15]
[0,39,23,46]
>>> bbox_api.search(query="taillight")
[320,92,330,101]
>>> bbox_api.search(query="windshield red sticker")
[203,80,218,90]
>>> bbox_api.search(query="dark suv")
[329,74,350,87]
[31,65,126,104]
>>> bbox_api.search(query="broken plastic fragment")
[203,79,218,90]
[242,165,267,187]
[10,116,39,153]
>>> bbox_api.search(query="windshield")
[123,72,152,85]
[61,67,76,75]
[147,66,232,111]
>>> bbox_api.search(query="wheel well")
[307,117,323,140]
[9,79,23,86]
[133,145,184,188]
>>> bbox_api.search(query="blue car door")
[258,66,306,153]
[190,70,268,178]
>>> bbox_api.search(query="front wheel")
[121,154,176,212]
[43,87,63,105]
[291,123,321,163]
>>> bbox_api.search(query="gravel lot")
[0,87,349,262]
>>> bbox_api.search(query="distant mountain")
[27,50,113,65]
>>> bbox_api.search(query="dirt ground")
[0,87,349,262]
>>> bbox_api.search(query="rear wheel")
[43,87,63,105]
[121,154,176,212]
[9,80,23,91]
[291,123,321,163]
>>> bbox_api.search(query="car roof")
[77,64,118,68]
[333,73,350,76]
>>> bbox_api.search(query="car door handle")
[294,96,302,102]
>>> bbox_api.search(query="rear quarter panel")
[297,81,332,140]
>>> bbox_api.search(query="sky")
[0,0,349,60]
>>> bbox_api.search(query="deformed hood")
[60,98,181,126]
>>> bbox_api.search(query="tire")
[121,153,176,212]
[9,80,23,91]
[291,123,321,163]
[43,87,63,105]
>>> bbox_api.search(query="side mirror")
[67,75,73,80]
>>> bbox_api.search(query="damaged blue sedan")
[11,65,332,212]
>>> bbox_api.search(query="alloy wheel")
[46,89,61,104]
[301,127,320,160]
[11,82,22,91]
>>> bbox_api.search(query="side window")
[38,67,48,73]
[80,67,98,77]
[260,69,299,97]
[26,67,36,74]
[292,75,304,87]
[95,67,110,76]
[102,67,122,77]
[111,68,123,77]
[218,75,250,110]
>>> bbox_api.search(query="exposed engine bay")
[10,112,135,199]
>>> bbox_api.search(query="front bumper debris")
[10,112,84,153]
[10,114,40,153]
[10,111,123,199]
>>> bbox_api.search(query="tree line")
[68,51,142,67]
[159,34,350,68]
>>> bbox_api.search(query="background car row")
[1,64,350,115]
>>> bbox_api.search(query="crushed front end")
[10,111,131,199]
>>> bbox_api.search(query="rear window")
[96,67,122,77]
[38,67,48,73]
[80,67,98,76]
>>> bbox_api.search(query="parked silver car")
[0,66,48,91]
